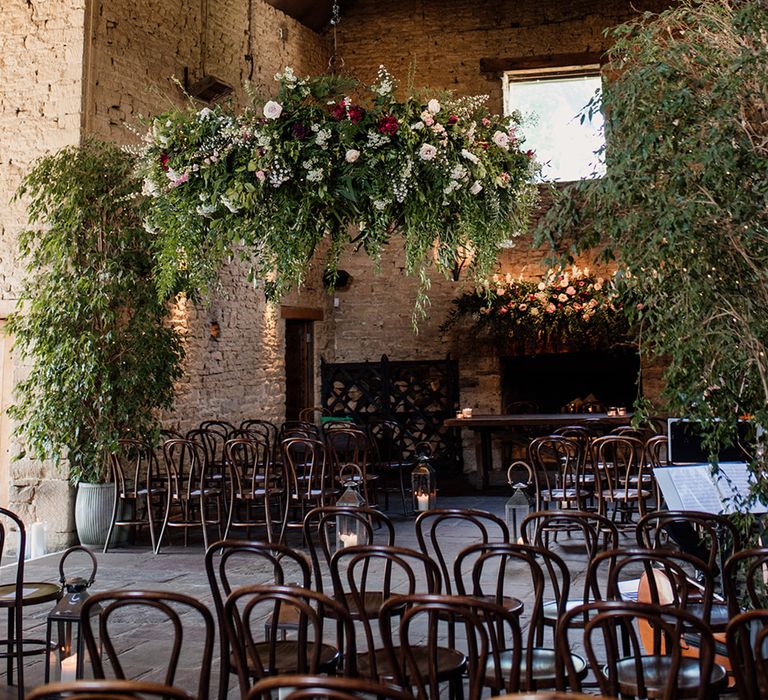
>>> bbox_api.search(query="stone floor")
[0,497,726,699]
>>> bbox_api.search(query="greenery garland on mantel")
[137,67,539,320]
[442,266,633,354]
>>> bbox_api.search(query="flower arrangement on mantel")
[442,266,633,352]
[137,67,539,320]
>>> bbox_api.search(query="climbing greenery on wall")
[539,0,768,484]
[138,67,539,321]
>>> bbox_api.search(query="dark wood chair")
[557,599,728,699]
[104,438,164,553]
[223,435,285,543]
[247,674,415,700]
[156,437,223,552]
[726,608,768,700]
[205,540,312,700]
[637,509,740,630]
[239,419,280,464]
[80,590,215,700]
[380,594,522,700]
[27,679,196,700]
[332,544,443,685]
[324,426,378,504]
[724,547,768,616]
[415,508,509,597]
[528,435,590,512]
[0,508,60,700]
[591,434,651,527]
[367,418,413,515]
[454,541,586,691]
[297,406,330,424]
[223,585,353,698]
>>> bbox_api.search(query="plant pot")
[74,482,116,547]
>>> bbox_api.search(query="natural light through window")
[504,71,605,182]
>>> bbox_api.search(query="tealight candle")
[30,522,46,559]
[416,493,429,511]
[338,532,358,548]
[61,653,78,682]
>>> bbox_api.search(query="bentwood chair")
[156,437,223,552]
[281,437,336,541]
[454,542,587,691]
[325,427,378,504]
[724,547,768,616]
[80,590,215,700]
[104,438,164,553]
[0,508,61,700]
[367,419,413,515]
[332,545,443,684]
[380,594,522,700]
[248,674,415,700]
[223,585,354,698]
[528,435,589,512]
[558,600,728,699]
[224,435,285,543]
[726,609,768,700]
[415,508,509,597]
[591,434,651,527]
[205,541,313,700]
[27,679,196,700]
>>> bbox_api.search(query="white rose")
[419,143,438,161]
[469,181,483,195]
[492,130,510,150]
[427,99,441,114]
[263,100,283,120]
[345,149,361,163]
[461,148,480,165]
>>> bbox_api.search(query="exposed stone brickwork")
[0,0,88,545]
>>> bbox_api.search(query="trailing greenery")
[442,266,631,353]
[138,67,539,322]
[538,1,768,493]
[9,139,184,484]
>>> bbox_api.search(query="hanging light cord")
[329,0,344,73]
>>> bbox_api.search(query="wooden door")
[284,319,314,421]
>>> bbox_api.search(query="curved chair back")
[26,680,195,700]
[724,547,768,615]
[247,674,413,700]
[80,590,215,700]
[726,609,768,700]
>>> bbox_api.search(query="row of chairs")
[526,428,670,527]
[22,506,768,699]
[104,416,417,553]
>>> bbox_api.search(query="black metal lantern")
[335,464,367,548]
[44,546,99,682]
[411,443,436,513]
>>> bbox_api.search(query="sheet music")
[655,462,766,514]
[654,466,724,514]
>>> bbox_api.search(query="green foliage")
[9,139,184,483]
[138,67,539,324]
[538,1,768,471]
[442,266,632,353]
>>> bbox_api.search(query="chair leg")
[155,491,172,554]
[103,489,120,554]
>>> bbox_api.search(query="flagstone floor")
[0,497,727,699]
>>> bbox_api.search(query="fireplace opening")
[502,348,640,414]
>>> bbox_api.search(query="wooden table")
[444,413,633,489]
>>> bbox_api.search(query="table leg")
[474,429,493,490]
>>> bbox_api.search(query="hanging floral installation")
[442,266,633,352]
[138,67,539,317]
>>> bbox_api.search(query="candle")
[416,493,429,511]
[61,653,78,682]
[462,407,473,418]
[30,522,46,559]
[339,532,358,548]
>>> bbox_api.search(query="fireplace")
[502,348,640,413]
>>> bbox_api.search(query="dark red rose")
[447,115,458,125]
[378,115,399,136]
[330,102,346,120]
[526,149,535,158]
[292,122,310,140]
[160,153,170,171]
[348,105,366,123]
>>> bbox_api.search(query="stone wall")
[0,0,89,544]
[326,0,673,478]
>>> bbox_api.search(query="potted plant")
[9,138,184,546]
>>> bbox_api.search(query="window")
[503,67,604,182]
